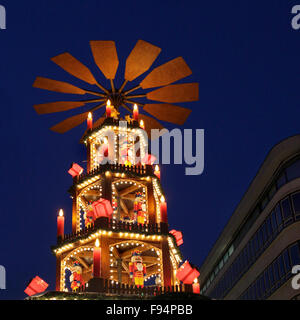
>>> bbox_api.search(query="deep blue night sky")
[1,0,300,299]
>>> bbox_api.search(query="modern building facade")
[200,135,300,300]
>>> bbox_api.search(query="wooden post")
[161,239,172,287]
[55,256,61,291]
[100,235,110,280]
[147,183,156,224]
[87,142,91,173]
[72,193,77,233]
[102,174,112,203]
[117,258,122,283]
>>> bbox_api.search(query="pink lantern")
[24,276,49,296]
[169,229,183,246]
[92,198,113,219]
[176,261,200,284]
[68,163,84,177]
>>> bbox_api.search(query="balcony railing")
[74,163,154,185]
[56,218,169,245]
[78,278,193,296]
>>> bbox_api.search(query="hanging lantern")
[169,229,183,246]
[176,260,200,284]
[68,163,84,177]
[87,112,93,130]
[92,198,113,219]
[24,276,49,296]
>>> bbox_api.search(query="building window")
[291,192,300,219]
[286,159,300,182]
[239,242,300,300]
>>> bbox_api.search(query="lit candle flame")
[194,278,198,284]
[95,238,100,247]
[133,104,138,111]
[59,209,64,217]
[88,112,92,120]
[107,99,111,107]
[140,120,144,128]
[103,137,108,144]
[160,195,165,203]
[155,165,159,172]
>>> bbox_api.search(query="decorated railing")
[57,218,168,245]
[77,279,193,296]
[74,163,154,185]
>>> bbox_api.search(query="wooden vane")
[33,40,199,134]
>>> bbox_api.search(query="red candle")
[93,239,101,278]
[154,165,161,179]
[57,209,64,238]
[87,112,93,130]
[160,196,168,223]
[192,279,200,294]
[106,100,111,118]
[133,104,139,121]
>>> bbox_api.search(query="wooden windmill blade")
[146,83,199,103]
[34,101,86,115]
[138,114,165,139]
[125,40,161,81]
[92,115,106,128]
[90,41,119,79]
[140,57,192,89]
[33,77,86,95]
[51,53,98,85]
[50,103,105,133]
[143,103,192,125]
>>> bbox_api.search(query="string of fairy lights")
[54,114,184,292]
[87,125,148,169]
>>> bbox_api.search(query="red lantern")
[142,153,156,165]
[92,198,113,219]
[24,276,49,296]
[68,163,84,177]
[176,261,200,284]
[169,229,183,246]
